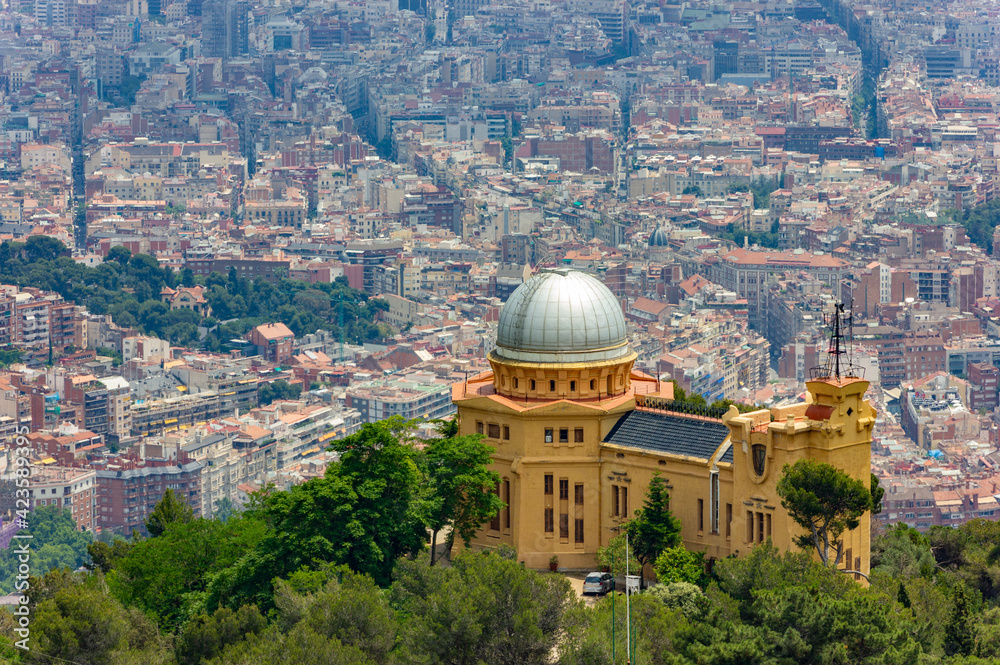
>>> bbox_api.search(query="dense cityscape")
[0,0,999,661]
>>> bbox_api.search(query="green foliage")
[647,581,706,619]
[596,533,640,579]
[144,488,194,537]
[0,239,388,349]
[258,380,302,405]
[422,430,503,564]
[945,584,978,657]
[0,346,22,367]
[108,516,268,631]
[392,552,575,665]
[95,346,123,365]
[682,185,702,197]
[206,418,426,612]
[0,506,92,594]
[776,459,872,565]
[871,523,936,579]
[625,475,682,585]
[872,473,885,515]
[951,201,1000,254]
[175,605,267,665]
[720,222,782,249]
[26,571,170,665]
[727,177,780,209]
[653,546,705,586]
[86,537,134,574]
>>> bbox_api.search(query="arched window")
[752,444,766,476]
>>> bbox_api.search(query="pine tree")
[145,488,195,537]
[626,475,682,588]
[944,583,976,656]
[897,582,911,609]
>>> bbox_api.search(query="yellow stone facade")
[454,269,875,578]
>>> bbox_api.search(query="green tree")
[106,245,131,265]
[682,185,702,197]
[205,418,426,612]
[28,572,172,665]
[422,429,503,565]
[871,473,885,515]
[145,488,194,537]
[109,516,268,631]
[653,546,705,586]
[175,605,267,665]
[871,523,936,579]
[596,532,640,579]
[259,380,302,405]
[0,506,92,594]
[945,584,977,657]
[625,475,681,587]
[392,552,574,665]
[776,459,872,565]
[23,235,66,262]
[86,537,134,574]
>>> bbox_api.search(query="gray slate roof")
[604,410,731,462]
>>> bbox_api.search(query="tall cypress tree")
[625,475,682,588]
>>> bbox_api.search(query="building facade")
[454,269,875,578]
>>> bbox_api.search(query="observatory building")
[453,268,874,576]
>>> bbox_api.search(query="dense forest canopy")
[3,422,1000,664]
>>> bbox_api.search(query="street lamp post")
[626,528,631,665]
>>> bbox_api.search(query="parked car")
[583,572,615,595]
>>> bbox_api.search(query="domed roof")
[495,269,630,363]
[649,226,669,247]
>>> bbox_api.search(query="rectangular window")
[845,548,853,570]
[476,421,484,435]
[710,472,720,533]
[765,513,772,539]
[612,485,620,516]
[544,475,553,495]
[503,425,510,440]
[487,423,501,439]
[574,428,584,443]
[746,510,754,544]
[503,480,511,530]
[621,486,628,517]
[544,429,553,443]
[575,484,583,505]
[490,481,501,532]
[570,380,576,392]
[559,513,569,539]
[544,508,553,532]
[559,479,569,500]
[549,380,556,392]
[559,428,569,443]
[698,499,705,532]
[726,503,732,539]
[757,511,765,543]
[574,518,584,543]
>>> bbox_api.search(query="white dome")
[495,269,629,363]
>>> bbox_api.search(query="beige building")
[454,269,874,578]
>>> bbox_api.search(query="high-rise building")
[202,0,249,59]
[34,0,73,27]
[454,269,875,577]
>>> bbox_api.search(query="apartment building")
[96,461,204,535]
[30,466,97,531]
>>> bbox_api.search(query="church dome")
[495,269,629,363]
[649,226,669,247]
